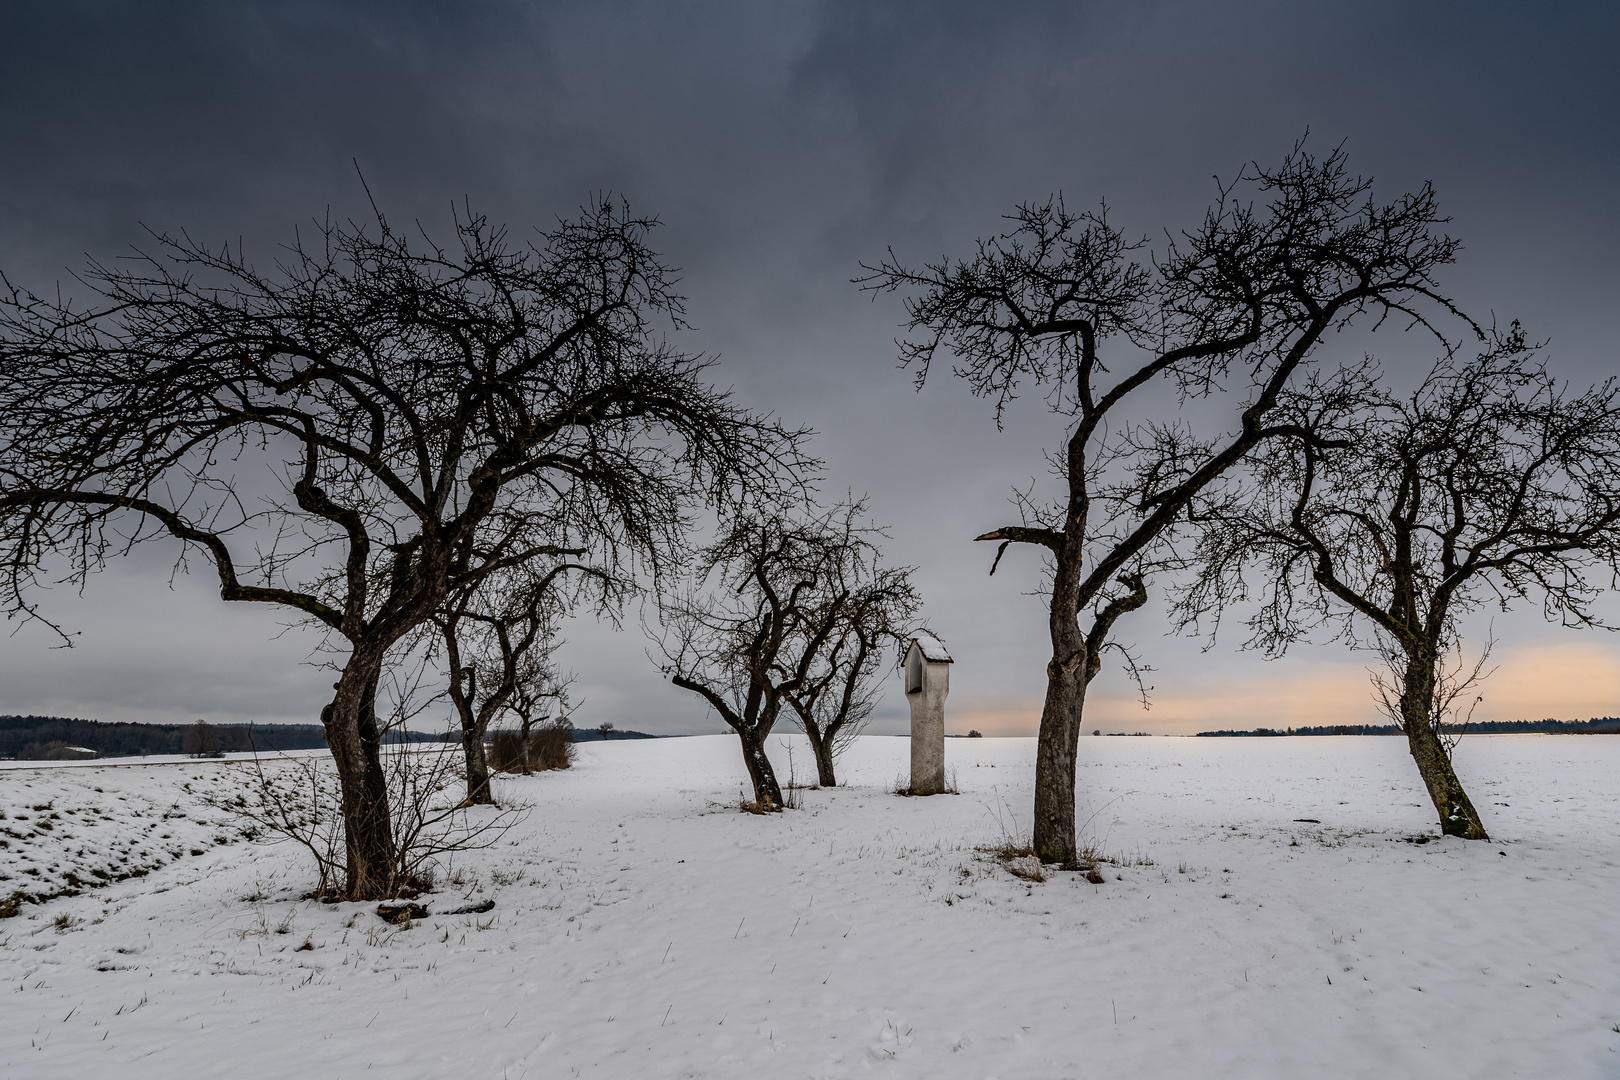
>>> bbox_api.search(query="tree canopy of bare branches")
[0,196,811,898]
[656,501,919,805]
[1175,331,1620,838]
[859,140,1472,865]
[783,521,923,787]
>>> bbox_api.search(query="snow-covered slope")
[2,734,1617,1078]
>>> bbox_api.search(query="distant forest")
[0,715,329,758]
[1197,718,1620,737]
[0,715,657,759]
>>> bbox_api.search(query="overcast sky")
[2,1,1617,736]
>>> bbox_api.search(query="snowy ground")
[2,733,1618,1079]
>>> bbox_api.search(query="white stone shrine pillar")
[904,635,952,795]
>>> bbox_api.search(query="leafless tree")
[437,556,601,804]
[0,196,810,898]
[656,502,900,807]
[783,514,924,786]
[859,140,1472,865]
[1175,334,1620,838]
[1371,632,1495,755]
[495,650,575,775]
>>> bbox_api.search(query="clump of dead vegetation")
[488,722,575,775]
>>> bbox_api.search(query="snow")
[3,734,1619,1078]
[908,635,952,663]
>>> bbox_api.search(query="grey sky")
[3,1,1617,735]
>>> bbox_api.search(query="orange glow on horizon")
[948,642,1620,737]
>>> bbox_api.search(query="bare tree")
[656,502,888,808]
[1177,334,1620,838]
[437,558,598,805]
[498,649,575,775]
[859,140,1471,865]
[208,654,521,899]
[0,196,810,898]
[783,517,924,786]
[479,577,577,777]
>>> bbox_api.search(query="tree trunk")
[518,717,533,775]
[321,652,399,899]
[1032,542,1090,866]
[737,729,784,808]
[1401,652,1489,840]
[1033,657,1087,865]
[461,716,494,805]
[804,722,838,787]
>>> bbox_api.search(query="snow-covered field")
[2,734,1618,1079]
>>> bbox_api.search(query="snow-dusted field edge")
[2,734,1617,1079]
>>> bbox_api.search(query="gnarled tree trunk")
[321,652,399,899]
[460,719,494,805]
[1033,551,1088,866]
[738,728,784,808]
[1033,665,1088,866]
[803,723,838,788]
[1400,652,1489,839]
[1033,570,1147,866]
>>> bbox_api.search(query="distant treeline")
[0,715,329,758]
[1,715,659,759]
[572,727,656,742]
[1197,717,1620,737]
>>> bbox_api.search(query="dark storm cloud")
[3,1,1617,734]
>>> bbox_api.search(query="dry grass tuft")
[978,838,1036,860]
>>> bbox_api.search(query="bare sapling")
[490,651,577,775]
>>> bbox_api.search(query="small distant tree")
[596,721,614,741]
[183,720,223,758]
[1178,334,1620,838]
[657,502,893,807]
